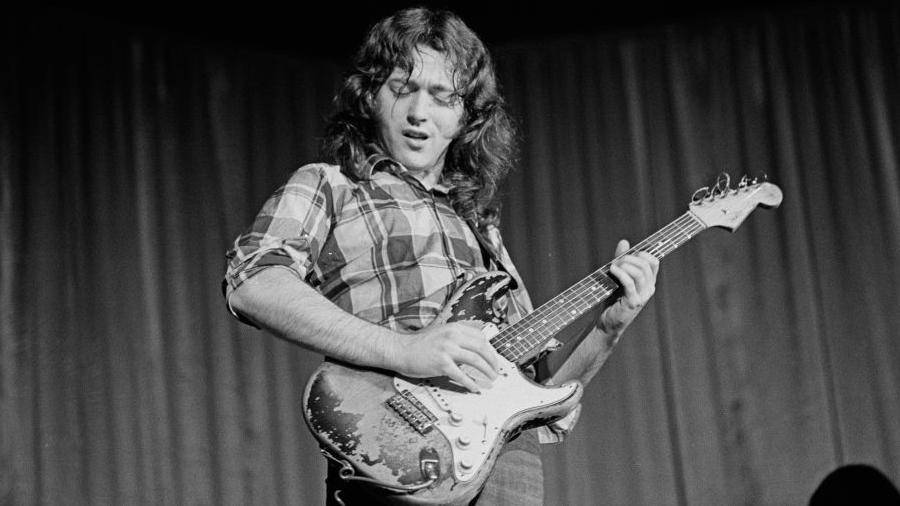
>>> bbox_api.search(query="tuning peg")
[718,173,731,188]
[712,173,731,199]
[691,186,710,205]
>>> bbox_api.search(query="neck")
[409,164,443,189]
[491,211,707,365]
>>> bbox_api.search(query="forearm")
[544,323,623,387]
[228,267,399,370]
[545,238,658,386]
[541,238,659,386]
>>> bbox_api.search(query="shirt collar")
[359,153,452,195]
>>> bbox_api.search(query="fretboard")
[491,211,707,364]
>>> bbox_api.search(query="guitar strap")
[466,219,518,290]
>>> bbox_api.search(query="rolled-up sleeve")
[222,164,337,324]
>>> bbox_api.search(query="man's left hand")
[599,239,660,334]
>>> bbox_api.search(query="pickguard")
[393,354,578,482]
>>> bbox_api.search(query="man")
[223,7,658,505]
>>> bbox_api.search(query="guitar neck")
[491,211,707,364]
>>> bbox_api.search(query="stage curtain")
[2,4,898,505]
[494,5,900,504]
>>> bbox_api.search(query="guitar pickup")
[386,390,438,435]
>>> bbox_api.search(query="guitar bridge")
[386,390,438,435]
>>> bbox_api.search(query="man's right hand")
[387,323,500,393]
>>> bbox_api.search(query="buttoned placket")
[373,158,474,287]
[404,175,466,281]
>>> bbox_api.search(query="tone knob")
[457,435,471,448]
[459,458,474,470]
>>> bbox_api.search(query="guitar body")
[303,272,583,505]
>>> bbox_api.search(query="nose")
[406,90,427,125]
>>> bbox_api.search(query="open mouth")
[402,129,428,141]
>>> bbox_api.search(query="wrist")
[598,297,641,335]
[375,328,405,373]
[596,308,626,345]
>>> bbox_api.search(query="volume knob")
[448,411,464,426]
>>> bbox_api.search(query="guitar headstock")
[689,174,783,231]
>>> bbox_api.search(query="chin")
[398,157,434,173]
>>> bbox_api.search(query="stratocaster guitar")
[303,175,783,505]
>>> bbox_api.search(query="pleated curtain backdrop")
[2,4,899,505]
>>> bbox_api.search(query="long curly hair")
[321,7,517,229]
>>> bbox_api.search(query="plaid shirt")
[223,156,533,330]
[223,156,576,442]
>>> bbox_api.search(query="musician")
[223,7,659,505]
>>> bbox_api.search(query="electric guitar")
[302,175,783,505]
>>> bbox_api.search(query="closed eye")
[390,82,414,97]
[386,78,461,106]
[432,89,461,106]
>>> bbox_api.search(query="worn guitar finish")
[303,176,783,505]
[304,272,582,505]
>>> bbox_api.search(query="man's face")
[374,45,464,184]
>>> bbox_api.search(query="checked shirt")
[223,156,531,331]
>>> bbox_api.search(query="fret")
[491,212,708,363]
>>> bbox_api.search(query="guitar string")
[491,213,702,360]
[490,212,705,361]
[501,212,704,355]
[496,213,697,334]
[512,213,703,351]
